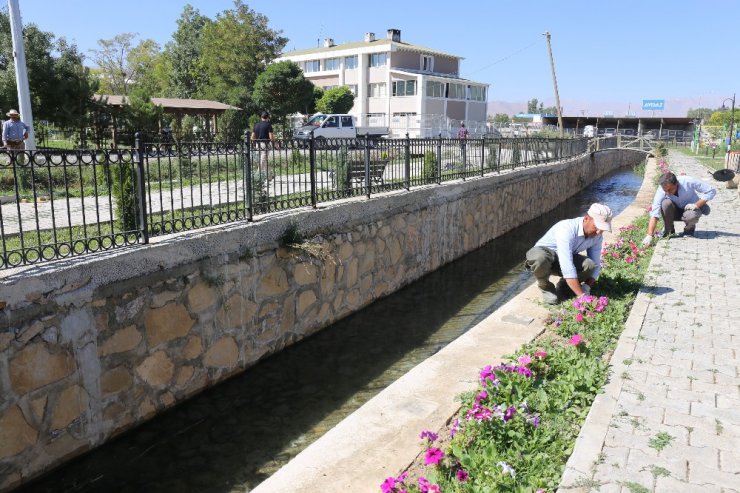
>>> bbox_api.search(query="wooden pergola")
[94,95,241,145]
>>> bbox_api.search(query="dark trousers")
[524,246,596,290]
[660,198,709,234]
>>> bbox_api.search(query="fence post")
[309,130,317,205]
[480,136,485,176]
[244,131,253,221]
[133,132,149,244]
[436,133,442,185]
[309,132,317,208]
[405,133,411,191]
[364,133,371,198]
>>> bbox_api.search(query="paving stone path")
[560,151,740,492]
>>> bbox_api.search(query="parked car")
[293,114,389,141]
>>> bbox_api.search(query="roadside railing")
[0,134,591,269]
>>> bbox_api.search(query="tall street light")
[721,93,735,149]
[543,32,564,138]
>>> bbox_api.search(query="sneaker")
[556,278,571,298]
[682,227,695,237]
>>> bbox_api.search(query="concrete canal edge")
[252,158,658,492]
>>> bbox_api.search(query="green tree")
[0,11,97,128]
[252,60,314,128]
[315,86,354,114]
[527,98,539,114]
[199,0,287,113]
[687,107,717,121]
[90,33,162,96]
[165,5,211,99]
[492,113,510,125]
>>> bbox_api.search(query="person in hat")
[2,109,30,150]
[641,171,716,245]
[251,111,274,175]
[524,203,614,304]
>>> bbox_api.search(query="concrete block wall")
[0,149,644,491]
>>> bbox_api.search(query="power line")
[469,38,540,75]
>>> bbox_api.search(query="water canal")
[17,166,643,493]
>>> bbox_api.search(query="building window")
[369,53,387,67]
[322,85,337,91]
[392,112,417,117]
[448,83,466,100]
[426,81,445,98]
[368,82,386,98]
[305,59,320,73]
[345,55,358,69]
[392,80,417,97]
[421,55,434,72]
[346,84,358,96]
[468,85,486,101]
[325,57,340,71]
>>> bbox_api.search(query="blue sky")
[15,1,739,116]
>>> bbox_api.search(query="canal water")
[18,167,643,493]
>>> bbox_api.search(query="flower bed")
[381,216,656,493]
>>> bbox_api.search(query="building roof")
[281,38,460,59]
[94,95,240,112]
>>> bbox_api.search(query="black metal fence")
[0,135,591,269]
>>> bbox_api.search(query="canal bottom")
[17,167,643,493]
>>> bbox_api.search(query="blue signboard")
[642,100,665,110]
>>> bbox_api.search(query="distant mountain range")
[488,96,720,118]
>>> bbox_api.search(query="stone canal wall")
[0,149,644,491]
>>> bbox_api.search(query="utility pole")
[543,32,563,138]
[8,0,36,149]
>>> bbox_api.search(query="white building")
[276,28,489,138]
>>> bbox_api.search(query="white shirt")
[534,217,603,279]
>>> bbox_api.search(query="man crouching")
[524,203,613,305]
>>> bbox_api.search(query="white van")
[583,125,595,138]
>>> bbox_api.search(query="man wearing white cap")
[2,109,30,150]
[524,203,613,304]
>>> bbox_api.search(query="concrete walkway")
[560,151,740,492]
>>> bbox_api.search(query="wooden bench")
[331,159,388,187]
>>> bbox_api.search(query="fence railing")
[0,134,591,269]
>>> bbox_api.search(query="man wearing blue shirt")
[2,109,29,150]
[642,172,716,245]
[525,203,613,305]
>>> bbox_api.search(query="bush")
[111,163,139,231]
[422,150,437,180]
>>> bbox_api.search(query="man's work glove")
[641,234,652,246]
[684,203,698,211]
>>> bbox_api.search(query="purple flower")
[424,447,444,465]
[474,390,488,404]
[418,477,441,493]
[518,354,532,366]
[419,430,438,442]
[381,477,396,493]
[503,405,517,422]
[528,414,541,427]
[449,418,460,438]
[456,468,469,482]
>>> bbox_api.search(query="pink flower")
[518,354,532,366]
[576,313,584,322]
[534,350,548,359]
[424,447,444,465]
[474,390,488,404]
[569,334,583,346]
[456,469,469,482]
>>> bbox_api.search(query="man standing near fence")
[251,111,274,176]
[458,123,469,167]
[2,109,30,151]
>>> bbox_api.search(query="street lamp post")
[721,93,735,150]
